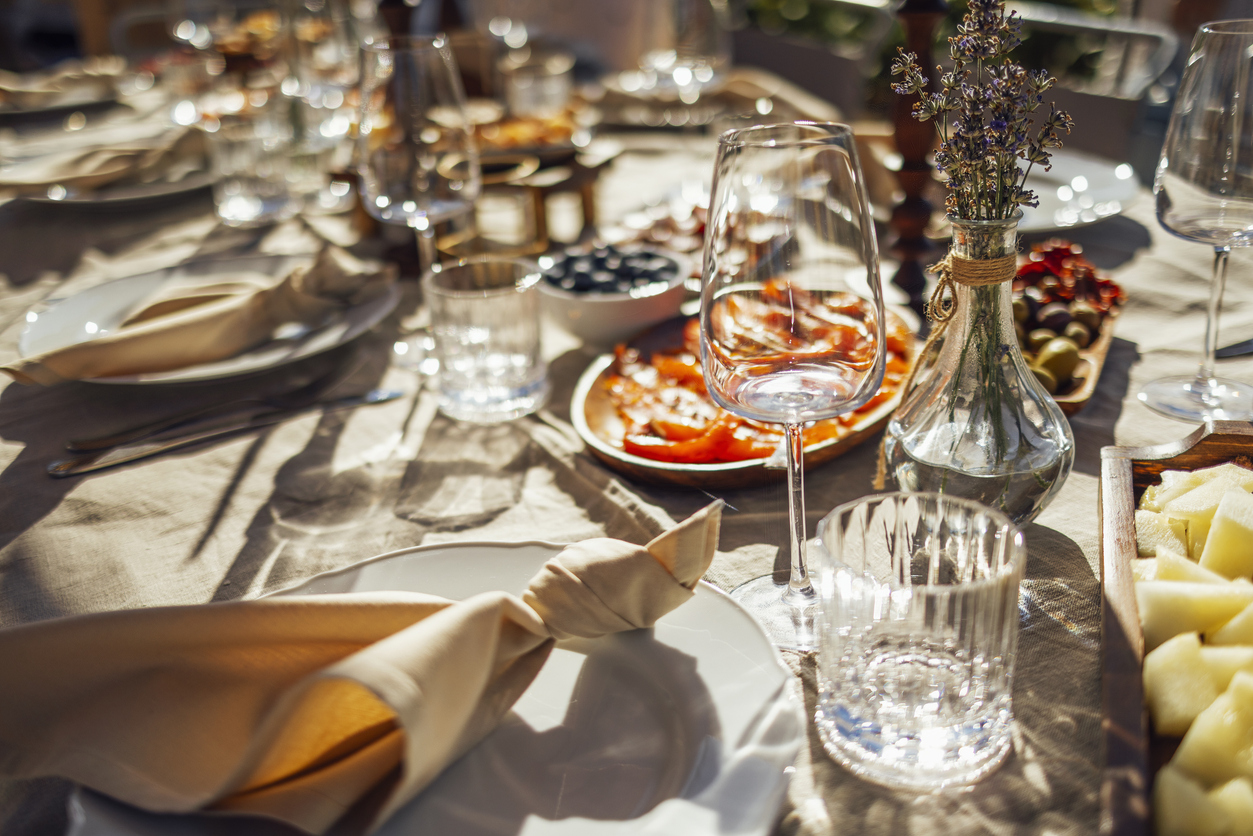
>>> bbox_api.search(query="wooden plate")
[1099,421,1253,836]
[570,316,908,490]
[1055,303,1122,416]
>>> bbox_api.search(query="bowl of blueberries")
[536,243,691,346]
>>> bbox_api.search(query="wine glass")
[357,34,482,268]
[1146,19,1253,422]
[700,122,887,650]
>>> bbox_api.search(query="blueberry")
[559,277,577,291]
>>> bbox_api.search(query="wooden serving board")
[1099,421,1253,836]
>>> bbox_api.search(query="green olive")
[1030,364,1058,394]
[1070,300,1101,331]
[1036,336,1081,383]
[1027,328,1057,351]
[1063,320,1091,349]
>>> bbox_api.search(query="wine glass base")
[730,575,818,652]
[1138,375,1253,422]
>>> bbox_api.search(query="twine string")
[872,251,1019,490]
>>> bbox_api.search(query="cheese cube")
[1200,490,1253,579]
[1137,510,1190,557]
[1200,645,1253,690]
[1166,480,1250,559]
[1157,548,1232,584]
[1154,764,1232,836]
[1145,633,1220,736]
[1210,777,1253,836]
[1136,581,1253,651]
[1143,470,1208,512]
[1174,670,1253,786]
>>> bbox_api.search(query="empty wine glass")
[357,34,482,268]
[700,122,887,650]
[1146,19,1253,421]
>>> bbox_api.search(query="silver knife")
[48,388,406,477]
[1216,337,1253,359]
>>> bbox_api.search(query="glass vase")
[883,212,1074,524]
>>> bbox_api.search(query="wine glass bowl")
[700,122,886,650]
[1144,19,1253,421]
[357,35,482,263]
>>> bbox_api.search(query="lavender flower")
[891,0,1073,220]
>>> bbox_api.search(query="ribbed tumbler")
[812,492,1025,789]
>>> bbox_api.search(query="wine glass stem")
[415,224,439,271]
[784,422,814,603]
[1199,245,1231,386]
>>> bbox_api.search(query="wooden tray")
[570,316,909,490]
[1055,303,1121,416]
[1099,421,1253,836]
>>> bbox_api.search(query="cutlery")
[49,388,405,477]
[1215,337,1253,359]
[66,362,357,453]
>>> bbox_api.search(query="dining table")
[2,94,1253,836]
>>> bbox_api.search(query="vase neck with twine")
[873,249,1019,489]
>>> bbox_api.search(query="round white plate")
[67,541,803,836]
[1019,148,1142,233]
[19,255,400,384]
[27,170,217,207]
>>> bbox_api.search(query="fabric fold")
[2,245,395,385]
[0,502,722,835]
[0,127,204,196]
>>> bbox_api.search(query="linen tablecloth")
[1,131,1252,836]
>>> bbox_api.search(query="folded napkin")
[3,246,396,385]
[0,501,722,835]
[0,56,125,110]
[0,126,204,197]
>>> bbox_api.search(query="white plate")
[1019,148,1142,233]
[67,541,804,836]
[18,255,400,384]
[27,170,216,207]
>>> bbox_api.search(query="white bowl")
[537,248,691,347]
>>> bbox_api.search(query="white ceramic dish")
[66,540,804,836]
[18,254,400,384]
[1019,148,1142,233]
[537,249,692,348]
[27,169,216,207]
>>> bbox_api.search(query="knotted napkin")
[0,501,722,835]
[2,246,396,385]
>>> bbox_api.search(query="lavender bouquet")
[890,0,1074,223]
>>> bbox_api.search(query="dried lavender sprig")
[890,0,1073,221]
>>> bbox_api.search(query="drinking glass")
[422,257,550,422]
[812,493,1025,789]
[633,0,729,103]
[700,122,887,650]
[1146,19,1253,421]
[204,111,297,226]
[357,34,482,268]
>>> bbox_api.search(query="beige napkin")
[0,126,204,197]
[2,246,396,385]
[0,501,722,835]
[0,56,125,110]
